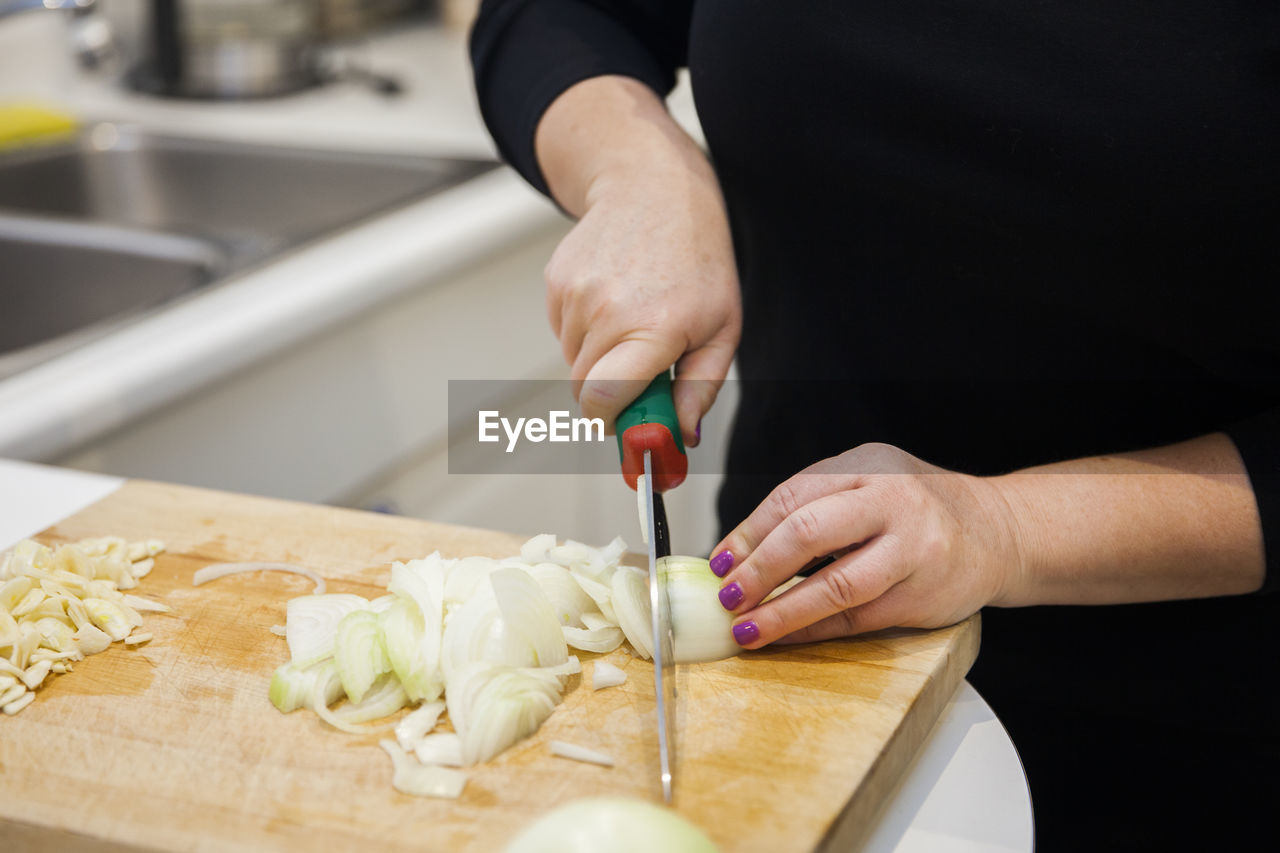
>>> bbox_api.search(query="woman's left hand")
[710,442,1026,648]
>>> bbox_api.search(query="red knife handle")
[620,422,688,492]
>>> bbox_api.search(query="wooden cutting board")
[0,480,979,853]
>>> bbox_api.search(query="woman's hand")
[536,76,741,445]
[710,433,1265,649]
[710,443,1025,648]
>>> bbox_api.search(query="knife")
[617,372,686,803]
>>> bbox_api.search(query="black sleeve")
[1225,407,1280,594]
[470,0,694,197]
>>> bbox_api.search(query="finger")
[672,340,734,448]
[771,581,913,645]
[730,549,906,648]
[576,336,685,434]
[711,462,864,570]
[720,489,884,613]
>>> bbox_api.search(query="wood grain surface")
[0,480,979,852]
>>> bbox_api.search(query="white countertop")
[0,457,1033,851]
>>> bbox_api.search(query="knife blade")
[643,449,677,803]
[617,372,686,803]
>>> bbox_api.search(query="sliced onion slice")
[193,562,326,595]
[379,739,467,798]
[591,660,627,690]
[550,740,615,767]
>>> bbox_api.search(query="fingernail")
[719,582,744,610]
[695,419,702,440]
[732,621,760,646]
[709,550,734,577]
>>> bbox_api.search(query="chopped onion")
[610,567,653,660]
[193,562,325,594]
[379,739,467,799]
[381,598,443,703]
[563,625,624,654]
[591,661,627,690]
[503,797,719,853]
[661,557,741,664]
[261,534,740,800]
[491,568,568,670]
[447,661,562,765]
[385,560,446,702]
[414,732,464,766]
[611,557,743,665]
[334,610,390,703]
[311,672,405,735]
[527,562,596,627]
[569,573,618,624]
[519,534,557,564]
[284,594,370,669]
[549,740,615,767]
[522,655,581,679]
[579,611,615,632]
[269,660,343,713]
[395,700,446,751]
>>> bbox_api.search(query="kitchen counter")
[0,11,729,552]
[0,457,1034,852]
[0,14,566,463]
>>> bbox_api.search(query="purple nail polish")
[695,419,702,440]
[732,621,760,646]
[719,582,744,610]
[709,550,734,577]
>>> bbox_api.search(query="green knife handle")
[616,372,688,492]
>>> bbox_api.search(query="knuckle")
[787,506,824,552]
[735,561,766,601]
[819,568,864,611]
[752,608,785,643]
[852,441,903,473]
[830,609,860,638]
[771,481,806,519]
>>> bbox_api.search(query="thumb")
[578,337,685,434]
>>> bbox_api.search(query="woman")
[471,2,1279,848]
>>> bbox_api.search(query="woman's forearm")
[534,75,717,217]
[993,432,1266,606]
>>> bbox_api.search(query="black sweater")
[472,2,1280,847]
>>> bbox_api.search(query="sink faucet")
[0,0,113,68]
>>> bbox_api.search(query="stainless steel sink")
[0,215,226,379]
[0,125,495,267]
[0,124,496,376]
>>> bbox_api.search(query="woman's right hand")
[536,76,741,446]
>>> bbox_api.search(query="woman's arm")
[471,1,737,441]
[710,432,1265,648]
[996,432,1262,605]
[533,77,740,439]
